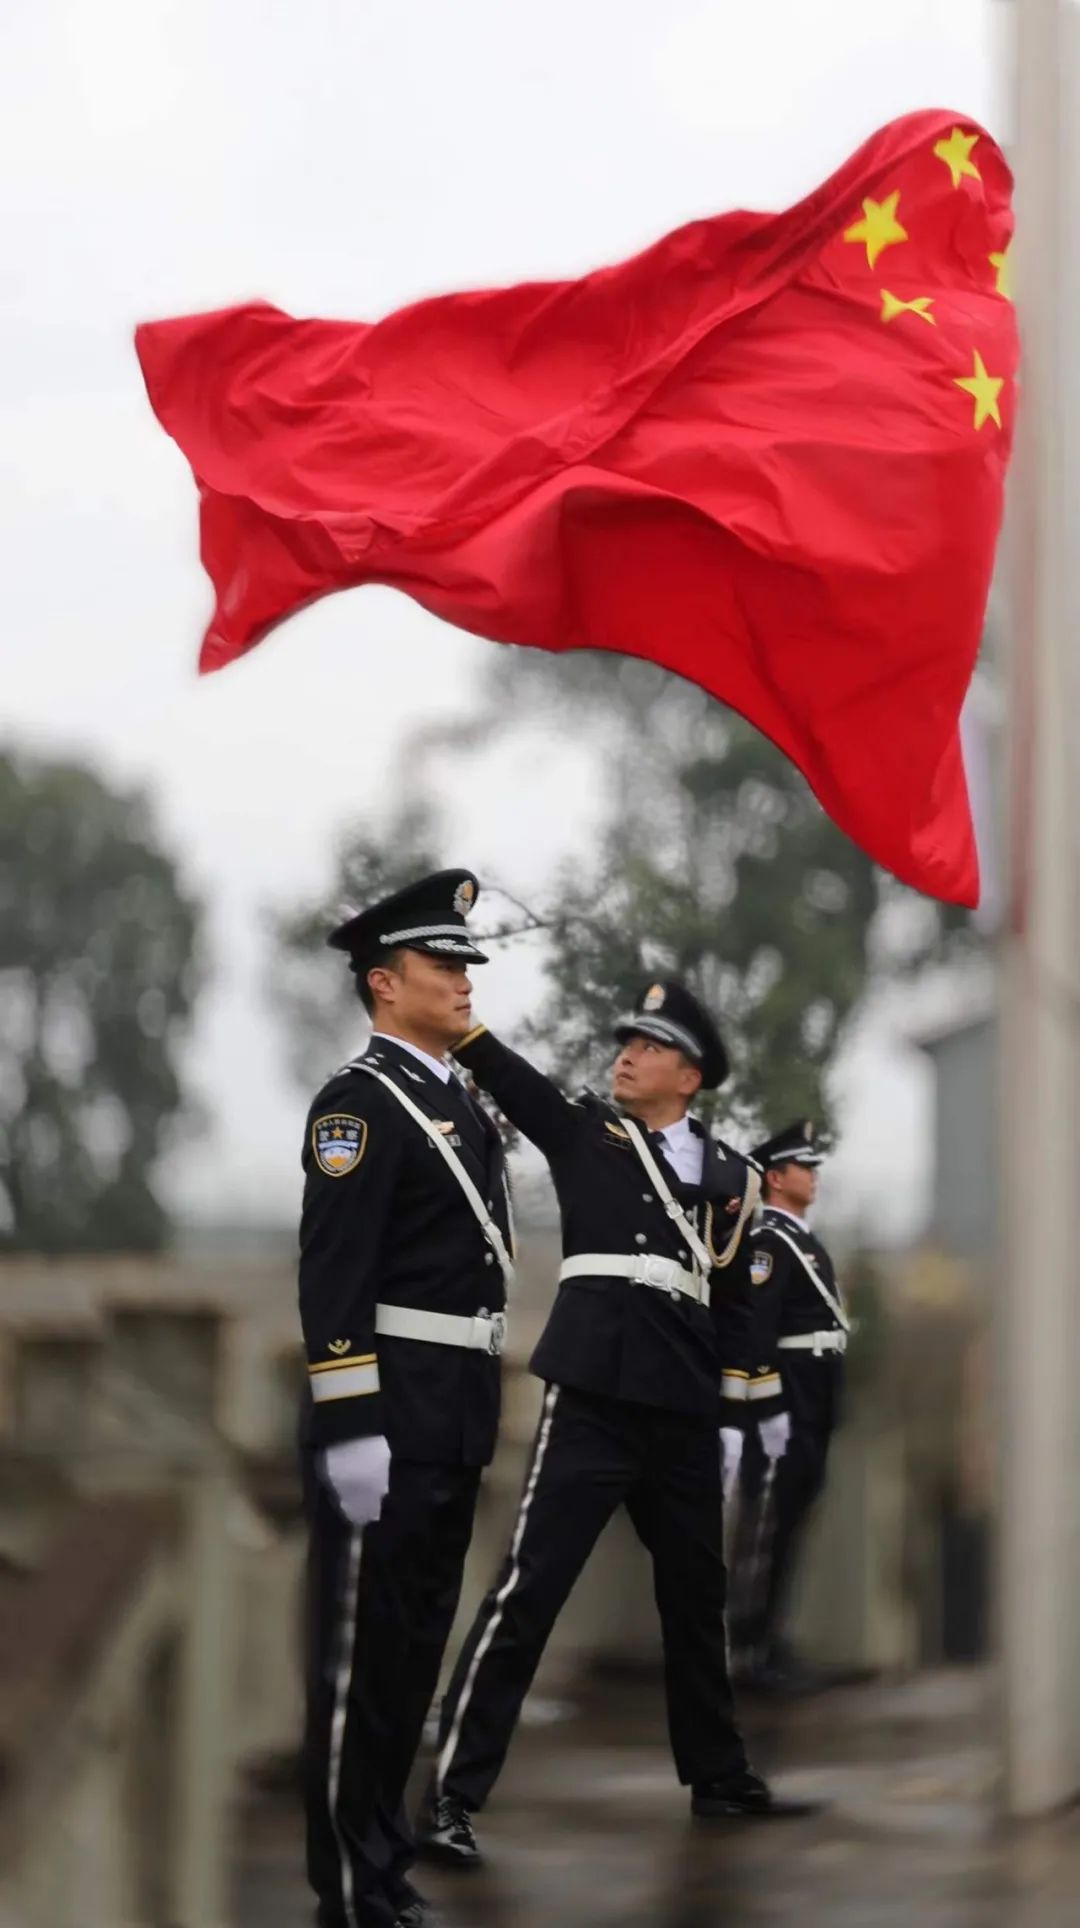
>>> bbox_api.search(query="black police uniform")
[729,1121,847,1669]
[299,871,513,1928]
[429,982,777,1824]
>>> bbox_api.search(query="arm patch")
[312,1113,369,1177]
[750,1250,774,1286]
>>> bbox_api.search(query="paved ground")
[236,1670,1080,1927]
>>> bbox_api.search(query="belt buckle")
[640,1254,675,1294]
[486,1311,507,1357]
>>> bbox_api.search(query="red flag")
[136,109,1016,906]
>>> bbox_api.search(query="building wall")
[922,1019,996,1261]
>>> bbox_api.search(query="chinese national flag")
[136,109,1016,906]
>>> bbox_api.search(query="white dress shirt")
[372,1032,452,1084]
[656,1114,705,1187]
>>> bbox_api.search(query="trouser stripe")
[435,1385,560,1794]
[327,1528,364,1928]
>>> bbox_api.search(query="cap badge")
[642,984,666,1012]
[453,879,476,917]
[803,1120,814,1142]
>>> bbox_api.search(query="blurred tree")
[445,649,980,1135]
[269,649,981,1141]
[0,748,202,1252]
[267,799,442,1089]
[268,798,539,1138]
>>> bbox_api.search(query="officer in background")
[420,981,813,1869]
[728,1120,849,1696]
[299,870,513,1928]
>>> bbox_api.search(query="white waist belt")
[559,1254,709,1308]
[374,1304,508,1357]
[777,1331,847,1356]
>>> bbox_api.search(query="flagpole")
[998,0,1080,1815]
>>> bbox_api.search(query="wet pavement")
[237,1670,1080,1927]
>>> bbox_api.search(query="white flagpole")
[998,0,1080,1816]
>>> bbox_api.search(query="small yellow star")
[843,191,908,269]
[880,289,936,327]
[954,350,1004,431]
[934,127,982,190]
[989,244,1013,299]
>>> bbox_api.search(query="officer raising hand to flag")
[420,979,815,1871]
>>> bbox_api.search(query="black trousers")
[730,1353,842,1655]
[303,1453,482,1928]
[434,1384,747,1810]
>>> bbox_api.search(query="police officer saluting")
[729,1120,849,1696]
[420,980,813,1869]
[299,870,513,1928]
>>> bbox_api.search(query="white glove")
[758,1412,792,1463]
[719,1427,744,1501]
[321,1435,392,1528]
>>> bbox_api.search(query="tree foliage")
[0,748,202,1251]
[445,649,978,1134]
[269,646,980,1140]
[267,799,442,1089]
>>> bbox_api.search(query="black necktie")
[445,1071,489,1155]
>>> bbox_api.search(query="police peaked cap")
[327,868,489,965]
[612,980,729,1090]
[752,1119,826,1170]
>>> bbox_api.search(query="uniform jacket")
[454,1026,781,1423]
[746,1206,848,1372]
[298,1037,513,1464]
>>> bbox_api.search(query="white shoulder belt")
[352,1064,515,1288]
[763,1224,848,1332]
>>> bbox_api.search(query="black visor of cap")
[612,1014,703,1061]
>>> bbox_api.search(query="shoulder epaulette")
[575,1086,609,1114]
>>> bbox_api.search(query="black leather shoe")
[691,1767,822,1819]
[394,1901,441,1927]
[737,1656,826,1699]
[416,1792,483,1867]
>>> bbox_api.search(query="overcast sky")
[2,0,1006,1237]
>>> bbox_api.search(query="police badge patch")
[313,1114,368,1177]
[750,1249,774,1286]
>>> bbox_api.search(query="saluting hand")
[321,1435,392,1528]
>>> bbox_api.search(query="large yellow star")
[880,289,936,327]
[954,350,1004,430]
[989,244,1013,299]
[934,127,982,190]
[843,191,908,269]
